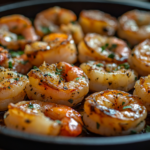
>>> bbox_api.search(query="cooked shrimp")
[34,6,76,37]
[25,33,77,66]
[79,10,118,36]
[60,22,84,44]
[4,100,83,136]
[0,15,39,50]
[133,75,150,112]
[128,39,150,76]
[118,10,150,46]
[0,47,32,74]
[83,90,147,136]
[0,67,28,111]
[26,62,89,107]
[80,61,137,92]
[78,33,130,63]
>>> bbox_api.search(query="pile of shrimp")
[1,6,150,137]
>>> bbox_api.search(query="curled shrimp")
[26,62,89,107]
[4,100,83,136]
[25,33,77,66]
[118,10,150,46]
[78,33,130,63]
[0,47,32,74]
[79,10,118,36]
[0,15,39,50]
[0,67,29,111]
[34,6,76,37]
[128,39,150,76]
[80,61,137,92]
[83,90,147,136]
[133,75,150,112]
[60,22,84,44]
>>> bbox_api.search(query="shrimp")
[78,33,130,63]
[4,100,83,136]
[118,10,150,46]
[25,33,77,66]
[0,15,39,50]
[133,75,150,112]
[60,22,84,44]
[34,6,76,37]
[79,10,118,36]
[26,62,89,107]
[80,61,137,92]
[0,67,29,111]
[83,90,147,136]
[128,39,150,76]
[0,47,32,74]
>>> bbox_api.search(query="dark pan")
[0,0,150,150]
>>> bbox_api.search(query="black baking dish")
[0,0,150,150]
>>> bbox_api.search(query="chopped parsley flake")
[8,61,13,69]
[96,63,104,67]
[8,86,11,89]
[56,120,61,124]
[14,78,19,81]
[130,130,137,134]
[122,102,125,105]
[55,68,62,75]
[48,73,52,76]
[71,21,76,24]
[135,77,138,81]
[119,63,130,70]
[145,125,150,133]
[101,43,109,52]
[108,53,115,59]
[68,99,73,104]
[96,122,100,129]
[76,77,80,80]
[110,44,117,50]
[41,26,51,34]
[123,105,132,109]
[9,51,24,58]
[33,66,39,70]
[28,103,34,109]
[17,35,25,40]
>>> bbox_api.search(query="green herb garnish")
[8,86,11,89]
[9,51,24,58]
[135,77,138,81]
[145,125,150,133]
[108,53,115,59]
[110,44,117,50]
[119,63,130,70]
[123,105,132,109]
[28,103,34,109]
[122,102,125,105]
[76,77,80,81]
[130,130,137,134]
[17,35,25,40]
[41,26,51,34]
[56,120,61,124]
[96,63,104,67]
[8,61,13,69]
[101,43,109,52]
[71,21,76,24]
[14,78,19,81]
[33,66,38,69]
